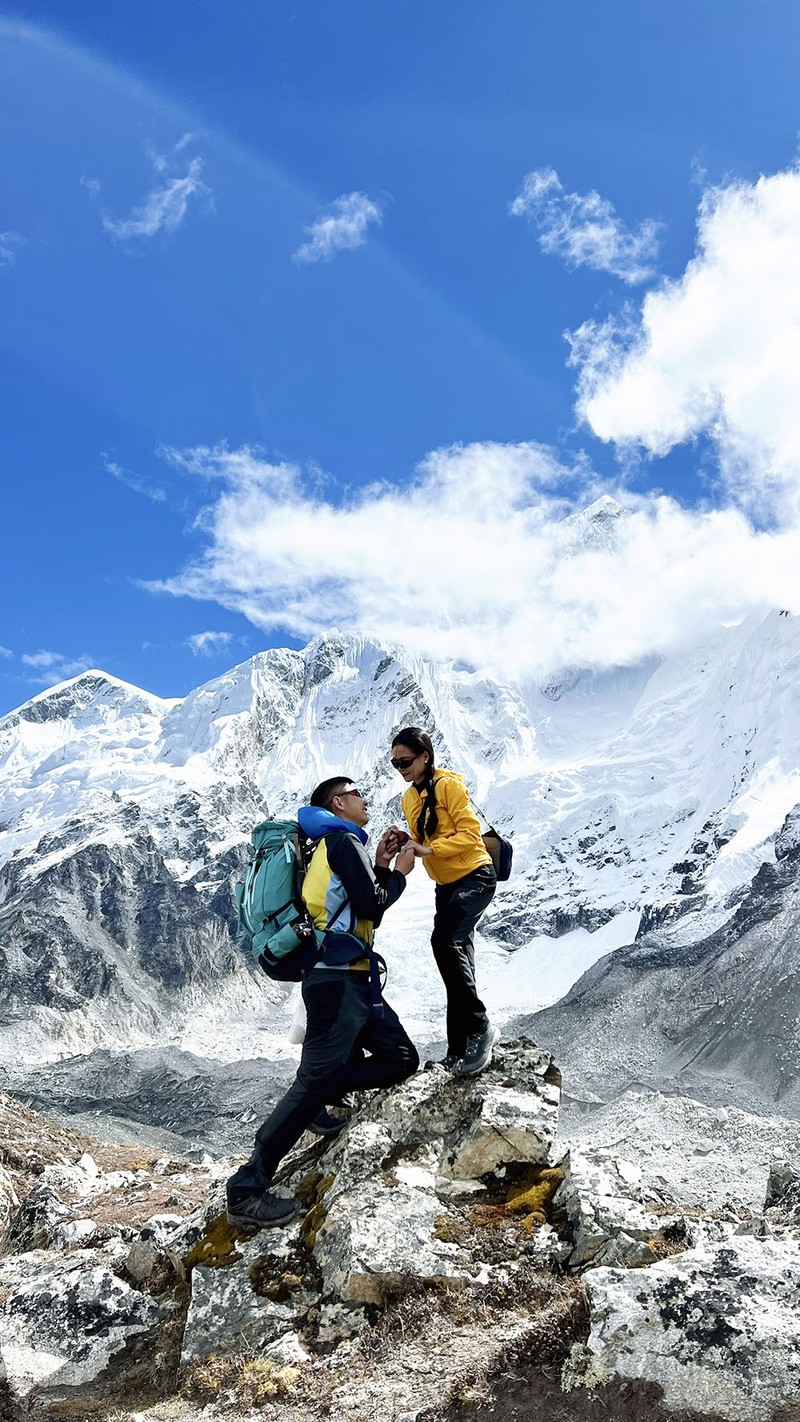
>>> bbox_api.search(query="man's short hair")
[309,776,352,810]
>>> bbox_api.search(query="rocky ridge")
[1,1041,799,1422]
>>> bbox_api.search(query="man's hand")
[374,827,400,869]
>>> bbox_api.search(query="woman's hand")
[411,840,434,857]
[396,842,416,875]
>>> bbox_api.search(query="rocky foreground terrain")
[1,1040,799,1422]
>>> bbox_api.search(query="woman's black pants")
[431,863,497,1055]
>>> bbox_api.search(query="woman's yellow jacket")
[401,769,492,885]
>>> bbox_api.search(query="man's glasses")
[338,788,363,798]
[391,756,417,770]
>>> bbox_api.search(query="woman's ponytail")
[416,761,439,841]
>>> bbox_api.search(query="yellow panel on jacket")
[302,837,374,945]
[401,769,492,885]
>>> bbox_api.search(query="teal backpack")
[236,819,321,981]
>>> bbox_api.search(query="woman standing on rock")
[390,726,498,1077]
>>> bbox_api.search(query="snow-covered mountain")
[523,811,800,1115]
[1,611,800,1138]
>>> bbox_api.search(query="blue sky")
[2,2,800,711]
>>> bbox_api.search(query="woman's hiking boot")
[226,1188,300,1231]
[458,1025,500,1077]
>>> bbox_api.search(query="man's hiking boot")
[226,1188,300,1231]
[458,1025,500,1077]
[308,1108,349,1138]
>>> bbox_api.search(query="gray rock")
[775,803,800,861]
[0,1249,164,1407]
[2,1183,72,1254]
[554,1145,673,1271]
[0,1167,19,1240]
[584,1232,800,1422]
[125,1239,161,1283]
[311,1039,560,1314]
[764,1157,800,1217]
[181,1254,296,1362]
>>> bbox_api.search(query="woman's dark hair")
[391,727,438,840]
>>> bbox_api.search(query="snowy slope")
[1,609,799,1073]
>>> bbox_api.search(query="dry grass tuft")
[181,1353,300,1407]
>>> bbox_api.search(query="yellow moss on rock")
[433,1214,465,1244]
[302,1201,328,1250]
[298,1171,335,1250]
[183,1212,246,1271]
[505,1165,565,1219]
[296,1169,334,1206]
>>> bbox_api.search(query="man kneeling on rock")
[226,777,421,1230]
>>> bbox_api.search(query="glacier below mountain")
[1,609,799,1149]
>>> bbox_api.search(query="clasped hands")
[374,825,434,872]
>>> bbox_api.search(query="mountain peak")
[560,495,627,552]
[2,669,172,729]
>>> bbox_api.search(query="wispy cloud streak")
[293,191,383,265]
[21,650,94,686]
[511,167,660,284]
[102,139,210,243]
[187,631,234,656]
[0,231,25,270]
[103,457,166,503]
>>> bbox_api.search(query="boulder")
[582,1232,800,1422]
[764,1158,800,1223]
[554,1144,688,1271]
[311,1039,560,1315]
[182,1252,298,1362]
[1,1184,72,1254]
[172,1038,563,1362]
[0,1248,165,1409]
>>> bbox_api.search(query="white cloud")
[0,646,12,658]
[102,146,210,242]
[103,456,166,503]
[293,192,383,265]
[570,165,800,521]
[0,231,25,270]
[146,441,800,679]
[21,650,94,686]
[187,630,234,656]
[510,167,660,284]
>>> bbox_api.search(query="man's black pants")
[431,863,497,1056]
[227,968,419,1202]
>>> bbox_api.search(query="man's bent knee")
[397,1044,420,1079]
